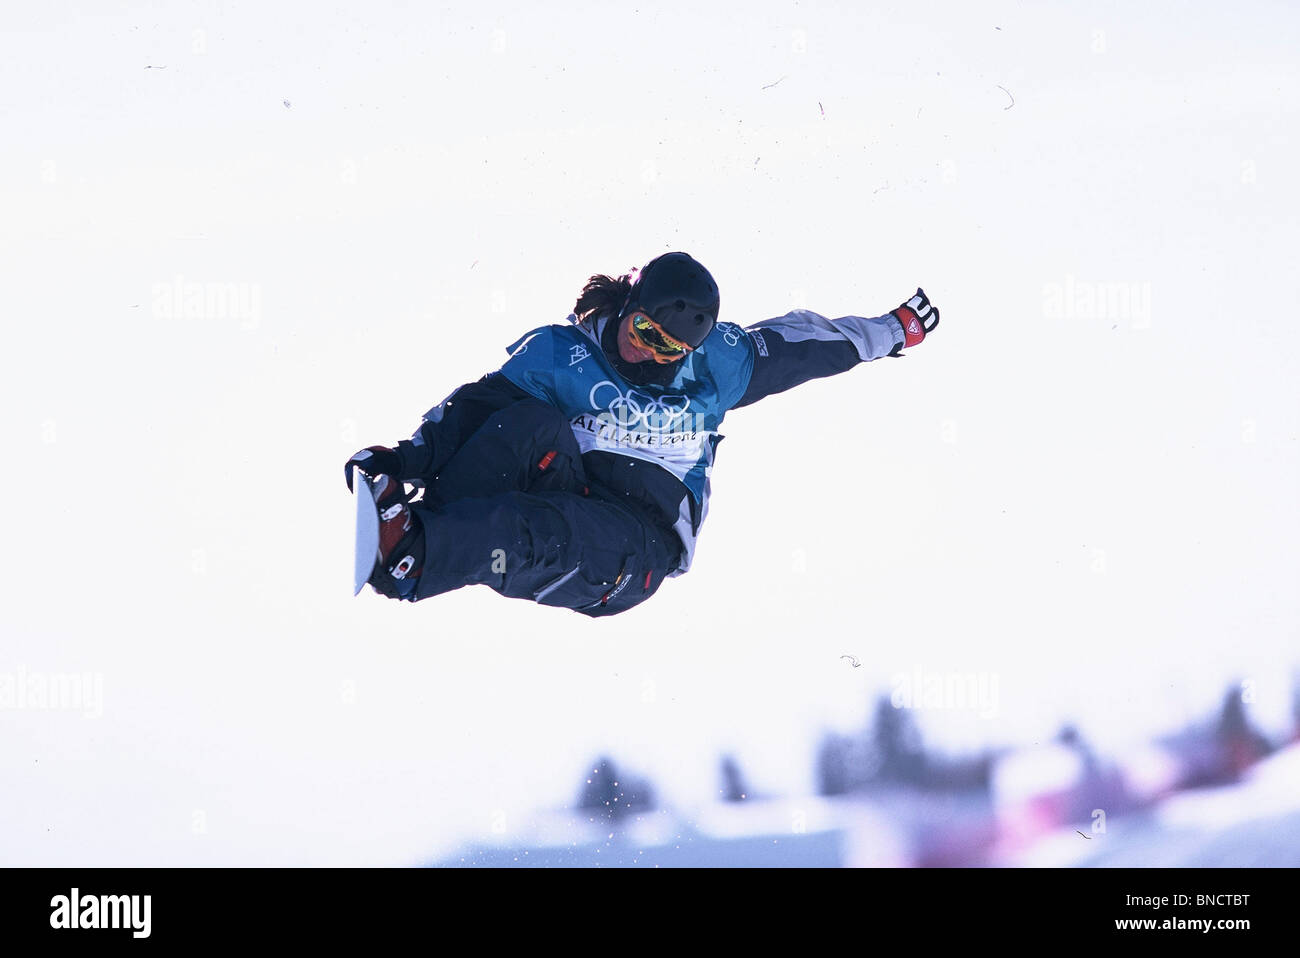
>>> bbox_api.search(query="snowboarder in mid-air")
[345,252,939,616]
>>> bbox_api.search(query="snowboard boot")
[367,475,426,601]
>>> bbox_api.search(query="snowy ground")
[2,1,1297,865]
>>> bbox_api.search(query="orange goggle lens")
[629,311,692,356]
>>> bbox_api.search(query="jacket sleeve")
[389,372,537,480]
[732,309,905,409]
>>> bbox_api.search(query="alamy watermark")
[890,667,999,718]
[0,667,103,718]
[1043,274,1151,328]
[152,274,262,329]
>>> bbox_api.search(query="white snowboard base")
[353,476,381,596]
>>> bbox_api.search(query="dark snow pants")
[407,399,682,617]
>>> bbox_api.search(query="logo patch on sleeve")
[749,330,769,357]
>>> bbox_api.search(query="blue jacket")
[394,307,906,576]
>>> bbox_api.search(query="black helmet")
[620,252,719,349]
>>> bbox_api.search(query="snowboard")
[353,475,381,595]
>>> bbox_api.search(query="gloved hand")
[344,445,403,492]
[890,288,940,354]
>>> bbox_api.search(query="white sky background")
[1,0,1297,865]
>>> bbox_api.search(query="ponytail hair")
[573,271,635,326]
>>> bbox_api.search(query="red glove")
[891,288,940,352]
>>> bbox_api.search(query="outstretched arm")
[732,289,939,409]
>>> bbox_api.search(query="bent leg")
[428,399,586,505]
[411,490,680,616]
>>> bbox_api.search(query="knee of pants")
[574,562,672,617]
[485,399,575,447]
[568,529,680,617]
[431,401,585,505]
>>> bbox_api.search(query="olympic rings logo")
[588,380,691,431]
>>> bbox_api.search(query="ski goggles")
[627,310,694,359]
